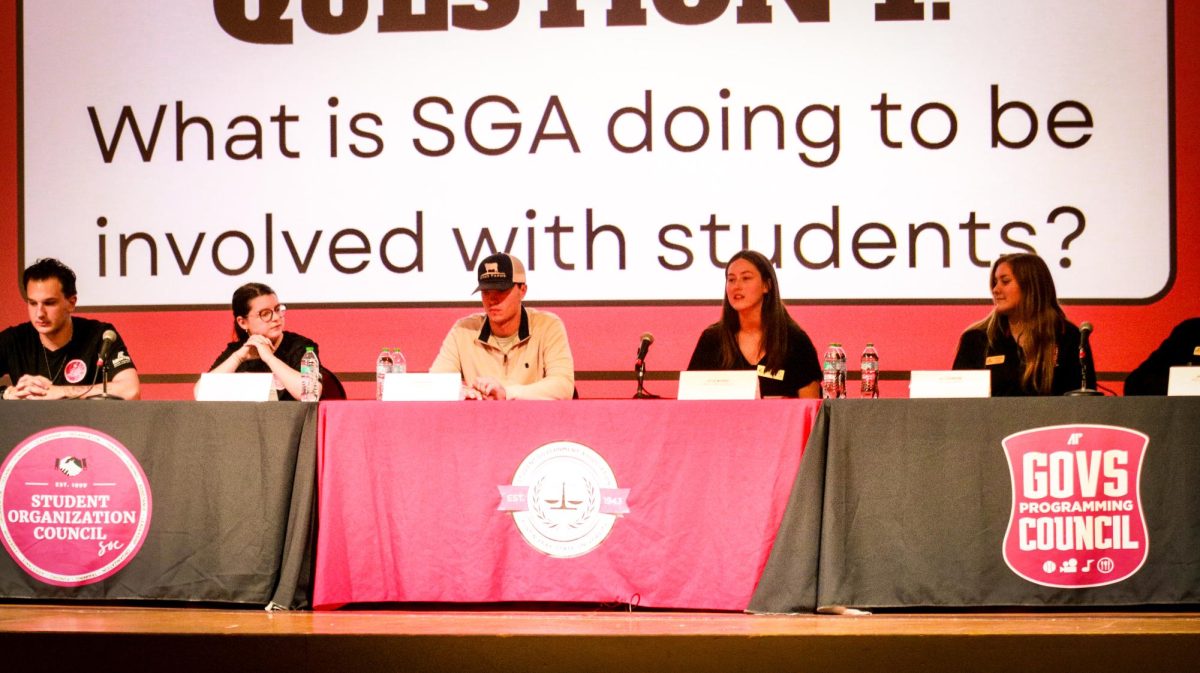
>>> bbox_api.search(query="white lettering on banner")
[1017,516,1139,552]
[1021,450,1129,500]
[29,494,113,509]
[21,2,1170,304]
[1016,450,1137,554]
[1017,500,1134,515]
[8,509,138,525]
[33,527,109,541]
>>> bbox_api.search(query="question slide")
[20,1,1169,306]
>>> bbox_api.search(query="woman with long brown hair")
[687,250,821,398]
[952,253,1093,395]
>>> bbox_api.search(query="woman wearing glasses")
[206,282,318,400]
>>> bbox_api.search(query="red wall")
[2,2,1197,400]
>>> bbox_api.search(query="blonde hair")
[970,253,1067,394]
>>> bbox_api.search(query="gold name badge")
[757,365,785,381]
[985,355,1006,366]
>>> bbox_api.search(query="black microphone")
[1079,321,1095,379]
[633,332,659,399]
[1079,322,1094,374]
[635,332,654,362]
[95,329,118,367]
[1067,321,1101,396]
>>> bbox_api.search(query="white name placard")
[909,370,991,399]
[382,373,463,402]
[194,373,276,401]
[677,370,761,401]
[1167,367,1200,396]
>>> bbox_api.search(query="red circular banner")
[0,426,152,586]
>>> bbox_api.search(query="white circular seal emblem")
[500,441,628,559]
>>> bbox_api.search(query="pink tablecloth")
[313,399,818,610]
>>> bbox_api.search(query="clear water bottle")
[833,343,848,398]
[375,348,393,401]
[822,343,840,399]
[300,346,321,402]
[860,343,880,399]
[391,347,407,374]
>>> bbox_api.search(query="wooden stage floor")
[2,605,1199,672]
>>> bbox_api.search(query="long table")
[7,396,1194,613]
[750,397,1200,612]
[313,400,820,610]
[0,402,317,608]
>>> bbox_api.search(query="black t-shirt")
[0,317,136,392]
[208,331,318,401]
[687,322,822,398]
[1124,317,1200,395]
[952,322,1092,396]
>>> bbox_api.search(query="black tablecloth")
[0,402,316,608]
[750,397,1200,612]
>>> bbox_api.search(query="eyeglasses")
[254,305,287,321]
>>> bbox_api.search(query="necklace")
[42,345,67,384]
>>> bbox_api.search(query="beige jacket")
[429,307,575,400]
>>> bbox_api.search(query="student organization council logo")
[63,359,87,384]
[0,426,153,586]
[497,441,630,558]
[1001,424,1148,589]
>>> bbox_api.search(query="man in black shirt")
[0,258,140,400]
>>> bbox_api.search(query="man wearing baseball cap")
[430,252,575,400]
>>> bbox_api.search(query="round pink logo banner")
[0,426,153,586]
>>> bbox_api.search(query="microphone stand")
[633,358,660,399]
[1065,333,1102,397]
[89,359,122,400]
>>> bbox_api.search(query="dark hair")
[971,253,1067,394]
[23,258,78,298]
[231,282,276,341]
[711,250,800,374]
